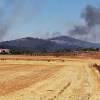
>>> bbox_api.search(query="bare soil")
[0,54,100,100]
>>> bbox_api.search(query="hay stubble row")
[0,55,100,100]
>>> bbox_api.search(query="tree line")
[83,48,99,51]
[0,48,99,56]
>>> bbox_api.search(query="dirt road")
[0,55,100,100]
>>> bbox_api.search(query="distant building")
[0,49,10,53]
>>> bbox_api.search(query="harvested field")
[0,55,100,100]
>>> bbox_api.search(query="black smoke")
[68,5,100,43]
[81,5,100,28]
[69,25,90,36]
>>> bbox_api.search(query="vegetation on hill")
[83,48,99,51]
[0,36,100,52]
[6,48,99,56]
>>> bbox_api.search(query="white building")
[0,49,10,53]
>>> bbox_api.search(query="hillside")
[49,36,100,48]
[0,36,100,51]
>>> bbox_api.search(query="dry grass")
[0,55,100,100]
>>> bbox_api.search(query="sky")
[0,0,100,43]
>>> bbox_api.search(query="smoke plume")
[68,25,90,36]
[0,0,39,41]
[81,5,100,28]
[51,31,62,38]
[68,5,100,43]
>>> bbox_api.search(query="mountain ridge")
[0,36,100,51]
